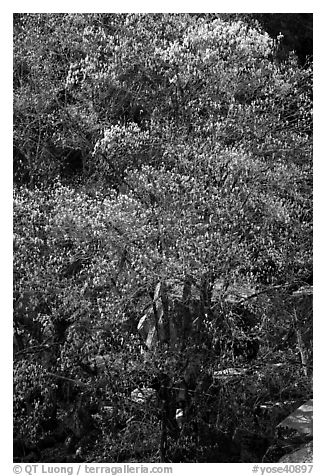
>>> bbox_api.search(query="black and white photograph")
[12,9,313,466]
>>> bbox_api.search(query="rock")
[265,400,313,463]
[276,399,313,437]
[279,440,313,463]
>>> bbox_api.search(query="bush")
[13,14,312,462]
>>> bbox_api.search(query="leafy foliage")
[13,14,312,463]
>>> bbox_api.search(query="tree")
[13,14,312,462]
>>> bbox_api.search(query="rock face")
[271,399,313,463]
[263,399,313,463]
[279,440,313,463]
[276,399,313,437]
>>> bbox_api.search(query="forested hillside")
[13,13,313,463]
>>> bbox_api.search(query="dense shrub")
[13,14,312,462]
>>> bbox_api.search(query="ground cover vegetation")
[13,13,312,463]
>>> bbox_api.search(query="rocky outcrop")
[264,399,313,462]
[276,399,313,438]
[279,440,313,463]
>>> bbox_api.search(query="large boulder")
[278,440,313,463]
[264,399,313,462]
[276,399,313,438]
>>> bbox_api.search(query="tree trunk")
[293,308,308,377]
[181,275,192,346]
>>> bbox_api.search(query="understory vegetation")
[13,13,312,463]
